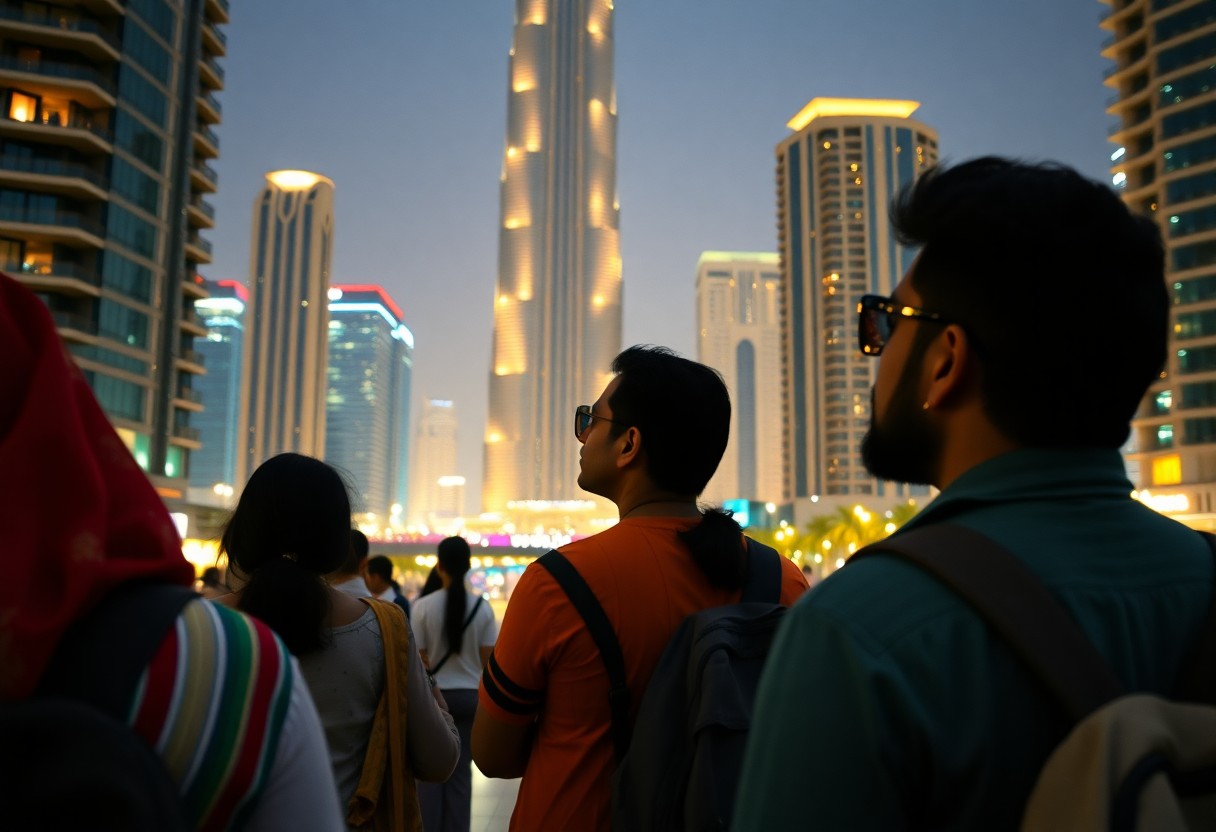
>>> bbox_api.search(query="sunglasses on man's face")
[574,404,627,440]
[857,294,951,356]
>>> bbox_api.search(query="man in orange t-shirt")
[472,346,808,831]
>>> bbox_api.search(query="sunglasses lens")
[859,307,885,355]
[575,408,590,437]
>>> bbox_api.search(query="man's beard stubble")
[860,370,941,487]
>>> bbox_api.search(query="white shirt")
[411,587,498,690]
[330,575,372,598]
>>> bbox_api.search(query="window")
[127,0,175,42]
[1178,345,1216,374]
[1173,239,1216,272]
[1155,1,1216,45]
[1184,417,1216,445]
[1175,274,1216,305]
[106,203,157,259]
[101,251,152,302]
[111,157,160,215]
[1182,381,1216,408]
[98,298,149,348]
[1162,100,1216,140]
[114,109,163,170]
[1167,170,1216,205]
[116,67,166,128]
[7,90,38,123]
[86,371,145,422]
[1164,135,1216,173]
[122,18,171,78]
[1158,31,1216,75]
[1160,65,1216,109]
[1169,204,1216,238]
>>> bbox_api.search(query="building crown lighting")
[266,169,332,190]
[786,98,921,132]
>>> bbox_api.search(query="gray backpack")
[538,540,784,831]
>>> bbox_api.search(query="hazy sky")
[209,1,1114,507]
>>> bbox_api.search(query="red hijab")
[0,273,194,700]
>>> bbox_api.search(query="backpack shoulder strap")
[537,549,631,761]
[742,539,783,604]
[1176,532,1216,703]
[851,523,1122,723]
[430,595,486,675]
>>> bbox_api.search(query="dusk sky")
[210,1,1114,507]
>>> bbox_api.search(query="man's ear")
[924,324,976,409]
[617,426,642,469]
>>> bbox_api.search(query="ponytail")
[234,555,332,655]
[437,536,472,656]
[678,507,747,591]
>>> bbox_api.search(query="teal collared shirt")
[733,448,1212,831]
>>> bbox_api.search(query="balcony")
[196,91,221,123]
[180,308,207,336]
[1100,0,1139,24]
[185,233,213,264]
[0,54,115,109]
[190,159,218,193]
[177,348,206,370]
[50,308,94,337]
[187,196,215,228]
[0,108,113,154]
[171,424,202,444]
[175,385,203,404]
[0,153,109,199]
[198,53,224,89]
[7,258,101,296]
[206,0,231,24]
[194,124,219,158]
[201,20,227,56]
[183,275,208,298]
[0,203,104,248]
[0,6,121,63]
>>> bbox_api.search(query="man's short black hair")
[891,156,1167,449]
[607,345,730,496]
[365,554,394,582]
[338,528,369,575]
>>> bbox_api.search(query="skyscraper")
[325,283,414,529]
[483,0,622,512]
[410,398,462,529]
[776,98,938,502]
[1,0,229,496]
[235,170,334,487]
[696,252,784,506]
[189,278,245,492]
[1105,0,1216,526]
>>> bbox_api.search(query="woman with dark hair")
[218,454,460,830]
[0,272,343,830]
[411,537,498,832]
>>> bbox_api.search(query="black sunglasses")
[857,294,951,356]
[575,404,626,439]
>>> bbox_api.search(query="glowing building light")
[267,169,328,190]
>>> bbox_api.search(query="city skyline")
[205,1,1113,503]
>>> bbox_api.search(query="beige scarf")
[346,599,423,832]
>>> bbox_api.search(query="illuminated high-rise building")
[1105,0,1216,526]
[777,98,938,502]
[189,278,245,492]
[235,170,334,487]
[2,1,229,497]
[696,252,784,505]
[325,284,414,528]
[410,398,462,528]
[483,0,622,512]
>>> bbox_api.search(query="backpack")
[851,522,1216,831]
[537,539,785,832]
[0,582,196,831]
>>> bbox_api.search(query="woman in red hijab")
[0,273,343,830]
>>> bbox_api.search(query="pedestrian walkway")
[470,769,519,832]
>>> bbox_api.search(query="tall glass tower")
[1104,0,1216,529]
[776,98,938,502]
[483,0,622,512]
[189,278,244,492]
[0,0,229,498]
[235,170,334,487]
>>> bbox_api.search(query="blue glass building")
[188,277,243,491]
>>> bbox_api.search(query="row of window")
[1155,0,1216,46]
[1161,65,1216,109]
[97,298,149,349]
[102,250,154,303]
[111,157,160,215]
[122,16,171,80]
[69,343,148,375]
[1168,169,1216,205]
[106,202,157,260]
[85,370,145,422]
[1177,307,1216,338]
[1165,134,1216,173]
[114,109,164,171]
[128,0,176,44]
[1170,202,1216,237]
[116,65,166,129]
[1162,98,1216,141]
[1159,30,1216,75]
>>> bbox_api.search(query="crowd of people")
[3,156,1212,831]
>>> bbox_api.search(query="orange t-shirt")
[478,516,809,832]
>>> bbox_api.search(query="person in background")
[471,346,808,831]
[197,566,228,599]
[733,158,1213,830]
[329,529,373,597]
[0,272,344,830]
[218,454,460,829]
[366,555,410,617]
[412,536,498,832]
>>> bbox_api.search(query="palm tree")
[803,501,921,578]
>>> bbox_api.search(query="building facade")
[776,98,938,501]
[324,283,414,529]
[409,398,462,529]
[1106,0,1216,529]
[1,0,229,497]
[235,170,334,487]
[483,0,622,512]
[188,277,243,492]
[695,251,784,506]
